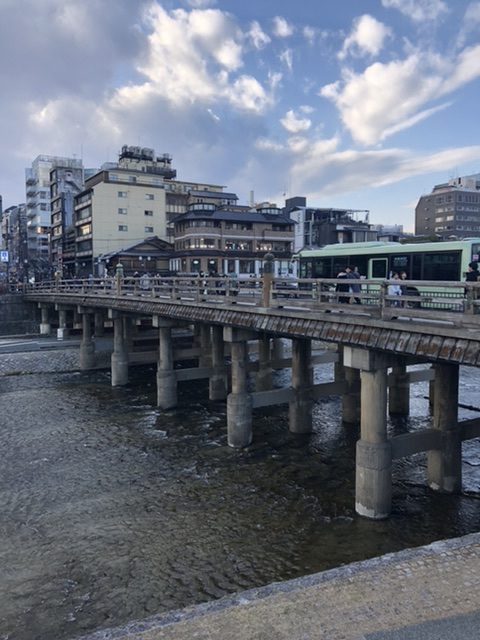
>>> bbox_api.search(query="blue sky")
[1,0,480,230]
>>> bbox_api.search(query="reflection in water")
[0,364,479,639]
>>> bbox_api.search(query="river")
[0,355,479,639]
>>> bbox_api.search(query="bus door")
[368,258,388,279]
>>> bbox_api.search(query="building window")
[145,194,154,200]
[110,174,118,181]
[144,210,153,216]
[144,226,154,233]
[118,191,128,198]
[118,224,128,232]
[129,176,137,183]
[118,208,128,215]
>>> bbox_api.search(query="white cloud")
[381,0,448,22]
[272,16,294,38]
[456,2,480,48]
[279,49,293,72]
[303,26,316,44]
[248,20,271,49]
[320,45,480,145]
[339,15,391,60]
[186,0,217,7]
[280,109,312,133]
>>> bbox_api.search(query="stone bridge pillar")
[271,337,285,362]
[155,316,177,409]
[256,334,272,392]
[110,312,129,386]
[39,304,51,336]
[389,360,410,416]
[94,311,105,337]
[209,325,227,401]
[342,366,361,424]
[225,327,254,448]
[428,363,461,493]
[345,347,391,519]
[289,337,313,433]
[78,309,95,370]
[199,324,212,368]
[56,306,69,341]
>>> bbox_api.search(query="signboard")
[0,251,8,263]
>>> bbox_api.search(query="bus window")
[423,252,461,281]
[391,255,409,273]
[472,244,480,262]
[313,257,332,278]
[370,258,388,278]
[412,254,422,280]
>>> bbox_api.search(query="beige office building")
[74,146,234,276]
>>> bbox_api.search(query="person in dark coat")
[336,266,352,303]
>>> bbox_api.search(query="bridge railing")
[23,276,480,327]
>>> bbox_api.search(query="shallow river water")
[1,360,480,639]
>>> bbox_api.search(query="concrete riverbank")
[79,532,480,640]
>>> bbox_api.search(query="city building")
[415,173,480,239]
[73,145,237,277]
[171,203,295,277]
[1,204,28,282]
[25,154,83,278]
[50,164,87,277]
[97,236,173,276]
[285,197,375,252]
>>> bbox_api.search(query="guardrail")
[23,275,480,328]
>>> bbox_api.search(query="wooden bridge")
[24,270,480,520]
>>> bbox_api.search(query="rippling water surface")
[1,360,480,639]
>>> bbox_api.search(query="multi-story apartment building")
[73,146,238,277]
[286,199,374,252]
[50,165,86,277]
[1,204,28,281]
[25,155,84,275]
[415,173,480,239]
[171,203,295,277]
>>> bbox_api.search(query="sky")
[1,0,480,231]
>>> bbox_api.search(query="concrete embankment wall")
[0,294,38,335]
[77,532,480,640]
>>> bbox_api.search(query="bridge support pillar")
[226,329,253,448]
[111,316,129,386]
[79,312,95,370]
[200,324,212,368]
[94,312,105,337]
[57,308,69,341]
[389,362,410,416]
[39,305,51,336]
[289,338,313,433]
[157,321,177,409]
[271,337,285,362]
[209,325,227,401]
[344,348,391,519]
[342,366,360,424]
[256,335,272,391]
[334,345,345,383]
[427,363,461,493]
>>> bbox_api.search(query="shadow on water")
[0,364,479,639]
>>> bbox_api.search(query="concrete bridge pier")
[342,366,361,424]
[155,316,177,409]
[256,334,273,392]
[289,337,313,434]
[345,347,391,520]
[389,360,409,416]
[39,304,51,336]
[427,363,461,493]
[199,324,212,368]
[56,305,69,341]
[226,328,253,448]
[78,309,96,370]
[94,311,105,337]
[271,337,285,362]
[110,312,129,386]
[209,325,227,401]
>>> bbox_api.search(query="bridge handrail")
[21,276,480,326]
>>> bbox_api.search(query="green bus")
[297,238,480,282]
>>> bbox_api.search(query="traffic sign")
[0,251,8,263]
